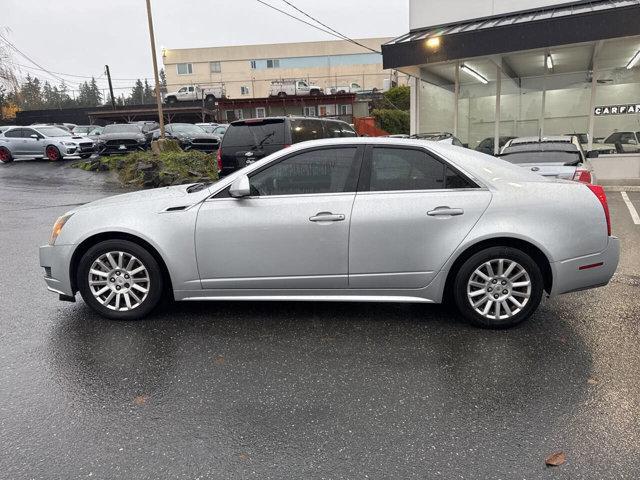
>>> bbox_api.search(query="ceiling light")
[627,49,640,69]
[546,53,553,70]
[425,37,441,49]
[460,64,488,84]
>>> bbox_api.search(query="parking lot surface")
[1,160,639,479]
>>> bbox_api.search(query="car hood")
[72,184,210,213]
[98,132,146,141]
[46,135,93,143]
[174,132,219,141]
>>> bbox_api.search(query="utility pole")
[145,0,165,138]
[105,65,116,110]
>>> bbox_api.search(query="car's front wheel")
[453,246,544,328]
[77,240,163,320]
[45,145,62,161]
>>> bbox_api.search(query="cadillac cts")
[40,138,619,328]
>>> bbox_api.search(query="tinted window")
[103,124,141,134]
[369,148,445,191]
[223,120,285,147]
[290,119,323,143]
[501,151,581,164]
[605,132,636,144]
[249,148,358,196]
[445,167,476,188]
[4,129,22,138]
[21,128,38,138]
[325,121,357,138]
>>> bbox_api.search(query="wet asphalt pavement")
[1,159,639,479]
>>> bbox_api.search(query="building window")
[303,106,316,117]
[225,109,244,121]
[176,63,193,75]
[250,60,257,69]
[255,107,266,118]
[319,105,336,116]
[240,86,250,96]
[338,104,352,115]
[266,59,280,69]
[210,61,221,73]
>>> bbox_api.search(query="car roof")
[510,135,574,144]
[229,116,349,126]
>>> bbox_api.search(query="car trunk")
[515,162,578,180]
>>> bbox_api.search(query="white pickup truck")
[325,82,363,95]
[268,79,322,97]
[164,85,226,104]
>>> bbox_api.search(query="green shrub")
[382,85,410,111]
[72,148,218,188]
[372,109,410,135]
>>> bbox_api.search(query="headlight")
[63,141,76,147]
[49,213,73,245]
[137,137,146,143]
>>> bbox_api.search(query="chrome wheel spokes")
[88,251,150,311]
[466,258,531,321]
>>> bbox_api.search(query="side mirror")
[586,150,599,159]
[229,175,251,198]
[30,134,40,140]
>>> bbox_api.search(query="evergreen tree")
[127,79,145,105]
[143,79,154,103]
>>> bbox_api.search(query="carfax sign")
[594,104,640,116]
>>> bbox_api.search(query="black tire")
[0,146,13,163]
[79,153,92,159]
[277,91,287,98]
[205,94,215,102]
[77,239,164,320]
[166,96,177,105]
[452,246,544,329]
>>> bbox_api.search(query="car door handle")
[427,206,464,217]
[309,212,345,222]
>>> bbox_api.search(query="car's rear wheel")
[277,91,287,98]
[45,145,62,161]
[0,147,13,163]
[77,240,163,320]
[453,247,543,328]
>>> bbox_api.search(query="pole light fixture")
[460,64,488,84]
[627,49,640,69]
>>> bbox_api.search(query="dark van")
[216,116,357,176]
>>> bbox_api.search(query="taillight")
[586,184,611,236]
[216,148,222,172]
[573,168,592,184]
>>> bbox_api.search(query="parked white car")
[164,84,226,104]
[268,79,322,97]
[0,125,94,162]
[325,82,363,95]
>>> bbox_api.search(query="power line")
[255,1,354,43]
[0,32,67,84]
[279,0,381,54]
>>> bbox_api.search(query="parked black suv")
[217,116,357,176]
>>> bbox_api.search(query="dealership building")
[382,0,640,155]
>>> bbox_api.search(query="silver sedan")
[39,138,619,328]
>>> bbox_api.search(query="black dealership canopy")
[382,0,640,69]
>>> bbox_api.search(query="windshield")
[501,150,581,164]
[103,124,141,134]
[171,124,205,134]
[36,126,71,137]
[213,126,227,135]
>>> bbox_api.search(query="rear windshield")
[103,124,141,134]
[290,119,324,143]
[223,120,285,147]
[501,150,581,164]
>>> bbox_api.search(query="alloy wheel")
[46,146,60,161]
[87,251,150,311]
[466,258,532,321]
[0,148,11,163]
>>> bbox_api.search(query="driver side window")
[249,148,359,196]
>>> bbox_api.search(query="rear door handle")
[309,212,345,222]
[427,206,464,217]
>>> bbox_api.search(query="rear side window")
[325,121,357,138]
[4,129,22,138]
[290,119,323,143]
[369,147,445,191]
[222,120,285,147]
[249,147,359,196]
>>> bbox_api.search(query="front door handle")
[309,212,345,222]
[427,206,464,217]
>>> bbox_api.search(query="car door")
[176,87,189,101]
[21,128,43,155]
[348,145,492,289]
[195,145,364,289]
[2,128,26,155]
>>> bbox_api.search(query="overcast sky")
[2,0,408,95]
